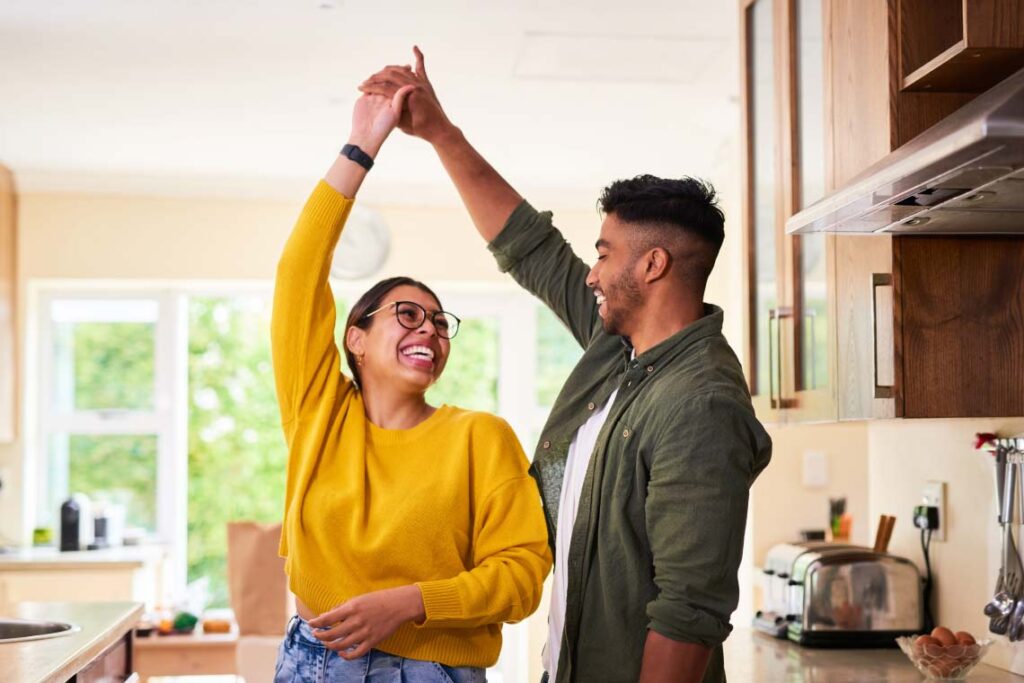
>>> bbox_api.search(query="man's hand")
[307,585,426,660]
[360,46,456,145]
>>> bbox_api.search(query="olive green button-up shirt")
[489,201,773,683]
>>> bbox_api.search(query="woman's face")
[347,284,451,394]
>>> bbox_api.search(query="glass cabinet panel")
[748,0,778,398]
[795,0,829,393]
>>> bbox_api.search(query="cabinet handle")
[768,307,795,409]
[871,273,894,399]
[804,310,817,389]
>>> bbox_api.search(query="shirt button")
[587,401,596,410]
[623,428,631,438]
[646,365,654,373]
[542,440,551,449]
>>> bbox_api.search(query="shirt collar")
[619,303,724,368]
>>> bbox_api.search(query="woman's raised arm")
[271,88,412,426]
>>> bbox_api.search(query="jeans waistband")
[286,614,307,642]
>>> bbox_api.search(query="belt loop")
[286,614,301,641]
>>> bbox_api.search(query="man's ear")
[345,326,366,357]
[641,247,671,284]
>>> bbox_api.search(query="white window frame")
[30,283,189,594]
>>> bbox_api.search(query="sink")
[0,618,80,643]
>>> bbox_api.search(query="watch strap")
[340,144,374,171]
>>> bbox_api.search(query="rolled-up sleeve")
[487,200,599,349]
[644,391,771,647]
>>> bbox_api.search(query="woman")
[270,85,551,683]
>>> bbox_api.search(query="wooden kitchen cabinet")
[741,0,836,424]
[73,631,133,682]
[743,0,1024,421]
[0,165,15,443]
[825,0,1024,419]
[898,0,1024,92]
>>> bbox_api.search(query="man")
[360,48,772,683]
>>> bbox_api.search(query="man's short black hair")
[598,174,725,286]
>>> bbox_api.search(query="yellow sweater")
[271,181,552,667]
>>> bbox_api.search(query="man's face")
[586,213,644,337]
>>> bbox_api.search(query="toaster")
[756,543,923,647]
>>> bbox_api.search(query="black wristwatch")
[340,144,374,171]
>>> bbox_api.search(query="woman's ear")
[345,326,366,358]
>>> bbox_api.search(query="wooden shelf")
[898,0,1024,93]
[902,39,1024,92]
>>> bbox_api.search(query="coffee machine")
[60,493,94,551]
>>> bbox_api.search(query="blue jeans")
[274,615,487,683]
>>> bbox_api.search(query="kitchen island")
[725,627,1023,681]
[0,601,141,682]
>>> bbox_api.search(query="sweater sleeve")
[415,423,553,628]
[271,180,354,428]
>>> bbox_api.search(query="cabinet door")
[0,166,14,443]
[742,0,787,422]
[787,0,837,421]
[74,633,131,682]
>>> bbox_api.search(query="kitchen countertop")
[725,628,1024,681]
[0,601,142,682]
[0,545,165,569]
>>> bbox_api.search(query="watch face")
[330,206,390,280]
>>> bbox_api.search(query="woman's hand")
[347,84,415,159]
[324,83,413,197]
[307,585,426,660]
[360,46,456,145]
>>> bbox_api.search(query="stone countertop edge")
[0,601,143,683]
[725,627,1024,681]
[0,546,166,570]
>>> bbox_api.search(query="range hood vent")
[787,67,1024,235]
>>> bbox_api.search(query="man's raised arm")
[360,47,522,242]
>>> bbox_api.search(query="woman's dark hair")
[343,276,443,387]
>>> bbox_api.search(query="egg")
[955,630,976,645]
[931,659,958,678]
[931,626,957,647]
[915,635,941,649]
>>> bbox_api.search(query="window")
[36,295,180,544]
[33,283,582,682]
[187,295,285,605]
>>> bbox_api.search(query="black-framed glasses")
[363,300,461,339]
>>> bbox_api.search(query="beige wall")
[869,418,1024,674]
[751,422,870,565]
[0,176,744,541]
[0,179,744,679]
[0,188,602,543]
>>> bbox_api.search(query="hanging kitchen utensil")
[991,458,1022,634]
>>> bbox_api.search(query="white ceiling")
[0,0,740,207]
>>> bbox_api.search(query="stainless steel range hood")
[787,67,1024,235]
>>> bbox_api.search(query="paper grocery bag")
[227,521,291,635]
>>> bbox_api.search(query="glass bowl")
[896,636,992,680]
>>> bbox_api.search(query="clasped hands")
[354,46,455,148]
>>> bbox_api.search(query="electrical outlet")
[922,481,947,542]
[802,450,828,488]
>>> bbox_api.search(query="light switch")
[802,450,828,488]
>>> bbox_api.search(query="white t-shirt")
[543,387,619,680]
